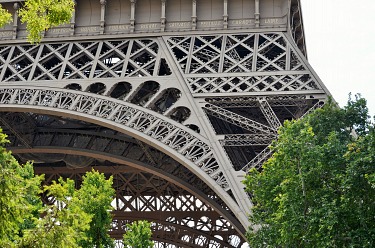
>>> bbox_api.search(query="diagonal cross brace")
[258,99,282,130]
[0,115,33,149]
[241,147,273,172]
[203,103,277,134]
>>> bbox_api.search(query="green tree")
[123,220,154,248]
[0,0,74,43]
[0,130,116,247]
[0,6,12,27]
[74,170,115,248]
[19,0,75,43]
[244,96,375,247]
[0,130,44,247]
[20,170,115,248]
[20,178,91,248]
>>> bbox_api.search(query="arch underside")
[1,111,246,247]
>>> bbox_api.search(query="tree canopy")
[75,170,115,248]
[20,178,91,248]
[244,96,375,247]
[0,128,156,247]
[123,220,154,248]
[0,130,44,246]
[0,6,12,27]
[0,0,75,43]
[0,128,116,247]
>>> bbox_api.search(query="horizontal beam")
[186,70,310,78]
[0,27,287,45]
[1,0,290,42]
[219,134,276,146]
[194,90,326,98]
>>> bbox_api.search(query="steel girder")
[37,166,245,248]
[0,25,330,246]
[3,113,246,247]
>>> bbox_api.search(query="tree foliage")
[0,0,74,43]
[19,171,115,248]
[0,128,116,247]
[74,170,115,248]
[123,220,154,248]
[0,130,44,247]
[0,5,12,27]
[244,96,375,247]
[19,0,75,43]
[20,178,91,248]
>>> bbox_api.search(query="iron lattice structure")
[0,0,330,247]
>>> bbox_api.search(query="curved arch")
[130,80,160,106]
[168,106,191,123]
[65,83,82,91]
[108,81,132,99]
[0,86,248,228]
[151,88,181,114]
[9,146,245,241]
[87,82,106,94]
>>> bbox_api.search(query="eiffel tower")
[0,0,329,247]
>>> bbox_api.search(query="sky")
[301,0,375,118]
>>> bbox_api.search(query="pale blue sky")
[301,0,375,118]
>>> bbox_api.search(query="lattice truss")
[290,0,306,56]
[203,96,325,171]
[36,167,245,248]
[0,33,329,200]
[0,38,202,132]
[0,30,330,246]
[1,112,246,247]
[165,32,328,172]
[166,33,322,93]
[0,39,172,81]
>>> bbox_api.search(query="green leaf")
[18,0,75,43]
[244,96,375,247]
[0,5,12,27]
[123,220,154,248]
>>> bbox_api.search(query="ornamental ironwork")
[0,0,329,247]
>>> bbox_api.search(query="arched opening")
[0,87,250,241]
[130,81,160,106]
[4,123,247,246]
[108,82,132,99]
[65,83,82,91]
[169,107,191,123]
[151,88,181,114]
[186,124,200,133]
[87,82,106,94]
